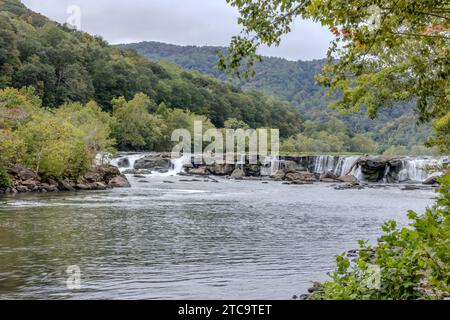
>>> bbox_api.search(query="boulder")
[338,175,358,183]
[230,168,246,179]
[285,171,316,182]
[76,183,91,190]
[423,175,440,185]
[319,171,339,181]
[134,155,171,170]
[270,170,286,181]
[207,163,234,175]
[117,157,130,168]
[15,186,29,193]
[188,166,210,176]
[93,182,108,190]
[108,175,131,188]
[58,180,75,191]
[40,183,58,192]
[18,168,38,181]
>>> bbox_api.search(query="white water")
[398,157,447,182]
[260,155,281,176]
[110,153,191,177]
[110,153,150,171]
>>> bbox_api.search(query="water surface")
[0,176,436,299]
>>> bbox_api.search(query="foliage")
[281,117,378,154]
[0,0,302,137]
[0,161,10,188]
[123,41,436,153]
[0,87,111,179]
[111,93,165,151]
[311,174,450,300]
[218,0,449,151]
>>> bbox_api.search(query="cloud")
[21,0,333,61]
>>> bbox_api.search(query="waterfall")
[340,156,360,177]
[260,155,281,176]
[398,157,446,182]
[110,153,148,172]
[169,154,191,175]
[312,155,360,176]
[313,156,336,174]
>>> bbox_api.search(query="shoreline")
[0,164,131,195]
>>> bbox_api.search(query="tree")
[219,0,449,150]
[111,93,165,151]
[16,112,91,178]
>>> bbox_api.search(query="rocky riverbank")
[0,165,130,195]
[113,153,447,185]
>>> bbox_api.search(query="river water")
[0,175,436,299]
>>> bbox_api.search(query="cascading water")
[260,155,281,176]
[313,156,336,174]
[110,153,148,172]
[332,156,360,177]
[169,154,192,175]
[398,157,447,182]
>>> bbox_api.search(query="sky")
[21,0,333,61]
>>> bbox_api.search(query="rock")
[138,180,150,183]
[15,186,29,193]
[76,183,91,190]
[40,183,58,192]
[207,163,234,175]
[134,174,146,178]
[320,178,339,183]
[18,168,38,181]
[270,170,286,181]
[338,175,358,183]
[58,180,75,191]
[117,158,130,168]
[285,171,316,182]
[320,171,339,181]
[188,166,210,176]
[134,155,171,170]
[108,175,131,188]
[334,183,364,190]
[163,181,175,184]
[230,168,246,179]
[93,182,108,190]
[423,175,440,185]
[22,179,38,188]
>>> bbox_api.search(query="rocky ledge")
[0,165,130,195]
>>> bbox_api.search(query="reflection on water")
[0,176,436,299]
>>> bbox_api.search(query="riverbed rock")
[338,175,358,183]
[188,166,210,176]
[422,175,440,185]
[319,171,339,181]
[270,170,286,181]
[284,171,316,182]
[230,168,246,179]
[206,163,234,176]
[134,154,171,170]
[117,157,130,168]
[58,180,75,192]
[108,175,131,188]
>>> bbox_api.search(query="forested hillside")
[121,41,436,154]
[0,0,302,136]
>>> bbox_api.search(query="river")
[0,174,437,299]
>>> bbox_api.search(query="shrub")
[311,174,450,300]
[0,162,11,189]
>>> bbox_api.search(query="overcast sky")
[21,0,333,61]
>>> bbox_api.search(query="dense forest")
[0,0,303,136]
[122,41,437,154]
